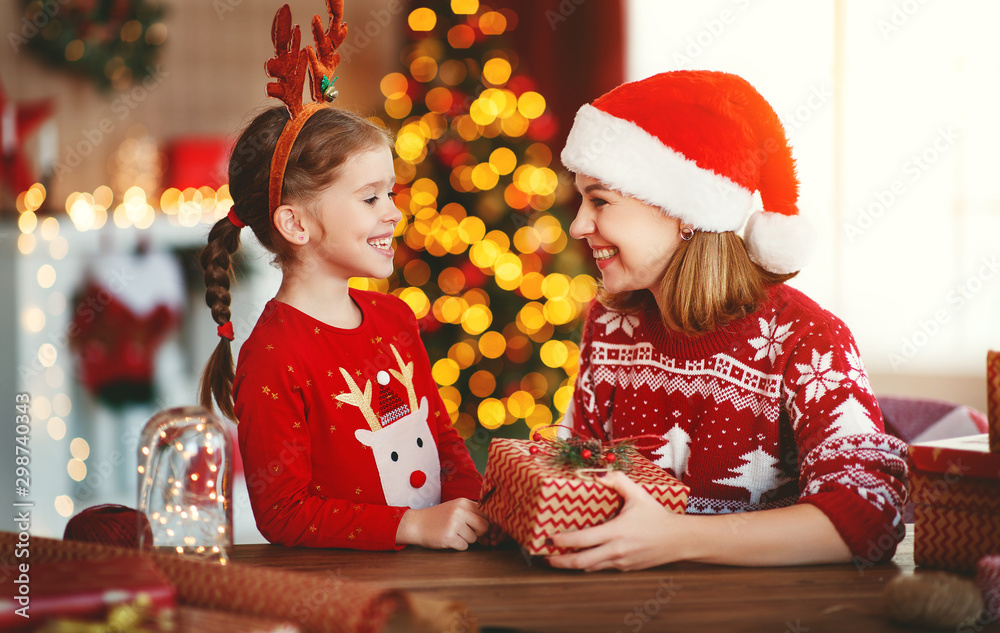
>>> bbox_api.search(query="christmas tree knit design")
[714,448,792,506]
[652,424,692,479]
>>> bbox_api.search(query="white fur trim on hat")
[561,104,754,232]
[743,211,815,274]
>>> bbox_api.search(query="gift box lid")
[909,434,1000,479]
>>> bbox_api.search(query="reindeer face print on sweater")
[337,344,442,509]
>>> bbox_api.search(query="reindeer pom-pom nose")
[410,470,427,489]
[377,370,390,386]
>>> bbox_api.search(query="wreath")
[18,0,167,91]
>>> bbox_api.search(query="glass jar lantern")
[137,406,233,564]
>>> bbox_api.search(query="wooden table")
[230,531,993,633]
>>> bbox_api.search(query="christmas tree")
[357,0,595,465]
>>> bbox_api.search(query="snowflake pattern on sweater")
[566,284,909,560]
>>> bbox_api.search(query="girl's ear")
[273,204,310,245]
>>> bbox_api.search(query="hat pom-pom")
[744,211,815,275]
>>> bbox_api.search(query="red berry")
[605,453,616,463]
[581,449,592,460]
[529,445,540,455]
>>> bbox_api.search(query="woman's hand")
[546,472,855,569]
[396,498,490,550]
[546,471,693,571]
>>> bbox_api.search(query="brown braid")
[198,219,242,419]
[198,105,392,421]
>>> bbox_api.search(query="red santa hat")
[561,70,814,274]
[376,370,409,427]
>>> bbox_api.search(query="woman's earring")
[680,226,695,241]
[298,235,306,241]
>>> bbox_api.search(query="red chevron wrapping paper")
[479,438,689,556]
[913,504,1000,572]
[909,435,1000,571]
[988,351,1000,452]
[0,531,457,633]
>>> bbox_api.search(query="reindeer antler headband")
[265,0,349,220]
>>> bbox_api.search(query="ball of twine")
[884,571,984,629]
[63,504,153,549]
[977,555,1000,623]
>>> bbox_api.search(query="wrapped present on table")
[909,434,1000,572]
[479,437,689,556]
[988,350,1000,452]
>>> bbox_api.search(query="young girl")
[199,2,485,551]
[549,71,909,570]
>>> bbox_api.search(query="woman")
[550,71,908,571]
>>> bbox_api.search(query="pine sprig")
[549,437,634,471]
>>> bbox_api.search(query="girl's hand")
[396,498,489,550]
[546,471,692,571]
[478,522,508,547]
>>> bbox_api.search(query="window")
[628,0,1000,376]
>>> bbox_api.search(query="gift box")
[988,351,1000,453]
[164,137,230,190]
[479,438,689,556]
[909,434,1000,572]
[0,555,176,630]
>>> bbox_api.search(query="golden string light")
[377,0,591,437]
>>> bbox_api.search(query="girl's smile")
[367,233,395,256]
